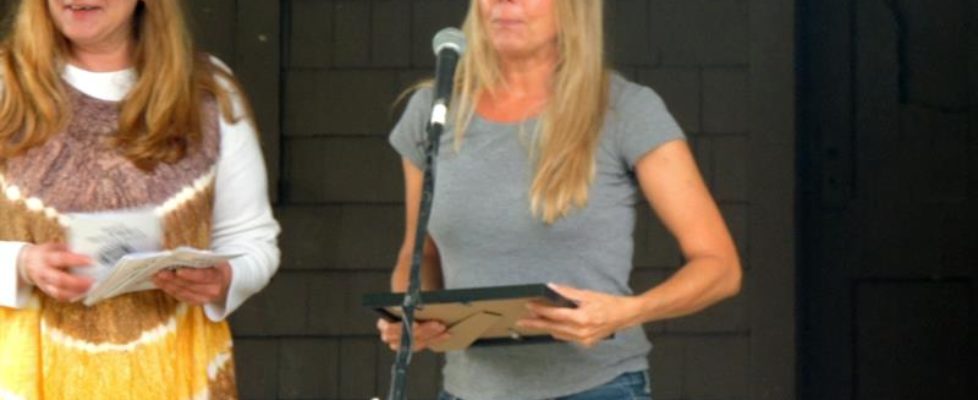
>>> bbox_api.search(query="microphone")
[429,27,466,127]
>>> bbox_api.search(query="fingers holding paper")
[517,283,642,348]
[18,243,94,302]
[377,318,451,352]
[152,261,232,305]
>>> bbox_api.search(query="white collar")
[62,63,136,102]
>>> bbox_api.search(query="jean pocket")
[637,370,652,398]
[437,391,461,400]
[561,371,652,400]
[627,370,652,400]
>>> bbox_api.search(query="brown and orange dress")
[0,63,279,399]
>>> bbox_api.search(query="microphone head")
[432,27,466,56]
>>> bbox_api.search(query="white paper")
[82,247,241,306]
[65,208,240,305]
[66,207,162,283]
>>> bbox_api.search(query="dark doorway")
[799,1,977,399]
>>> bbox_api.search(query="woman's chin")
[494,47,550,62]
[61,29,105,46]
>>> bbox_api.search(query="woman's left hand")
[152,262,233,306]
[517,284,643,348]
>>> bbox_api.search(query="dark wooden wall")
[799,1,977,399]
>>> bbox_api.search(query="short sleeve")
[389,88,435,169]
[613,80,687,168]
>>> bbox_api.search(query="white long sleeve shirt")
[0,61,280,321]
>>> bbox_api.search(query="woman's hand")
[152,262,232,305]
[377,318,451,352]
[18,243,94,302]
[518,283,643,348]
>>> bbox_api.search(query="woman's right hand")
[18,243,93,302]
[377,318,450,352]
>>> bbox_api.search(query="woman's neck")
[495,45,558,98]
[479,46,558,122]
[69,40,133,72]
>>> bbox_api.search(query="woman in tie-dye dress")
[0,1,280,399]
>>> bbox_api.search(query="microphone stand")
[387,28,462,399]
[387,106,448,400]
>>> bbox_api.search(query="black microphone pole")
[388,27,466,400]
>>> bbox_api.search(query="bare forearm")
[391,253,442,292]
[631,255,741,326]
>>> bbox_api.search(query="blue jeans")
[438,370,652,400]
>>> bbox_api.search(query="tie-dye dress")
[0,84,237,399]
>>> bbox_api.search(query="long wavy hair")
[453,0,609,223]
[0,0,249,170]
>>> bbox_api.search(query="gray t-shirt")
[389,74,685,400]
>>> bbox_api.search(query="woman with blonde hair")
[0,1,279,398]
[378,0,742,399]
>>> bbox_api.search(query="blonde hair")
[0,0,249,170]
[453,0,609,223]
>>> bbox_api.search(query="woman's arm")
[520,140,741,346]
[153,78,280,320]
[390,159,443,292]
[629,140,742,321]
[378,158,448,352]
[0,241,31,308]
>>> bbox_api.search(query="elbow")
[721,256,743,299]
